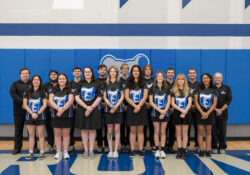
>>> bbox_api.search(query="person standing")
[119,63,130,152]
[10,68,38,155]
[187,68,200,152]
[69,67,82,152]
[125,65,148,158]
[165,67,175,153]
[194,73,217,158]
[212,73,232,154]
[43,70,58,153]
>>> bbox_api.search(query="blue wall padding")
[0,49,249,124]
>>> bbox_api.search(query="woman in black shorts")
[49,73,74,159]
[125,65,148,158]
[103,66,124,159]
[171,74,192,160]
[194,73,217,157]
[75,66,102,159]
[23,75,47,160]
[149,71,171,159]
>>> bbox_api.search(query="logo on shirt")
[54,96,68,107]
[154,94,167,109]
[108,89,120,105]
[130,89,143,103]
[29,98,42,112]
[146,83,154,89]
[190,88,194,94]
[221,90,226,94]
[81,87,95,101]
[199,93,214,109]
[176,97,188,110]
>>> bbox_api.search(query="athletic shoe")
[26,153,34,160]
[199,151,205,157]
[152,146,157,153]
[138,151,145,158]
[220,149,226,154]
[107,151,113,158]
[113,151,119,158]
[181,149,186,160]
[38,152,45,160]
[120,145,125,152]
[129,151,135,158]
[12,149,21,155]
[89,152,95,159]
[54,151,62,159]
[64,152,70,159]
[212,149,218,154]
[176,148,182,159]
[195,146,200,153]
[168,147,174,153]
[125,145,130,152]
[205,151,211,158]
[45,145,55,153]
[83,151,89,159]
[160,150,166,159]
[154,150,160,158]
[104,146,109,152]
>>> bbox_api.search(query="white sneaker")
[220,149,226,154]
[54,151,62,159]
[154,150,160,158]
[113,151,119,158]
[45,145,55,153]
[212,149,218,154]
[64,152,70,159]
[107,151,113,158]
[160,150,166,159]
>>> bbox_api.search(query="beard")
[50,79,57,84]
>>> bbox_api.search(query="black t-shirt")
[166,80,175,91]
[125,82,147,104]
[214,84,232,109]
[43,82,56,99]
[23,89,47,120]
[144,77,154,102]
[104,81,124,112]
[196,88,218,112]
[171,89,191,110]
[120,77,128,105]
[50,87,74,118]
[96,77,106,102]
[76,80,102,107]
[188,80,200,104]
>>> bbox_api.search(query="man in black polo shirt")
[165,67,175,153]
[187,68,200,152]
[69,67,82,152]
[96,64,109,152]
[212,72,232,154]
[10,68,38,155]
[43,70,58,153]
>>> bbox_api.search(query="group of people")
[10,63,232,160]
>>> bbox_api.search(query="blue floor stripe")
[1,165,20,175]
[185,155,213,175]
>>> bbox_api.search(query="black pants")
[144,109,154,147]
[212,117,227,150]
[120,112,130,146]
[96,111,108,147]
[188,111,198,147]
[166,115,175,148]
[14,115,37,150]
[45,110,54,147]
[70,114,75,146]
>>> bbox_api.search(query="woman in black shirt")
[23,75,47,160]
[194,73,217,157]
[49,73,74,159]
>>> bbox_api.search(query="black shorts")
[196,111,215,125]
[51,117,73,128]
[173,110,192,125]
[127,104,148,126]
[25,119,45,126]
[151,116,170,123]
[104,112,123,124]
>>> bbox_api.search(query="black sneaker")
[12,149,21,155]
[152,146,157,153]
[205,151,211,158]
[26,153,34,160]
[138,151,145,158]
[120,145,125,152]
[168,147,174,153]
[176,148,182,159]
[181,149,186,160]
[199,151,205,157]
[38,153,45,160]
[129,151,135,158]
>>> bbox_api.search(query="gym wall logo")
[1,151,250,174]
[100,53,150,73]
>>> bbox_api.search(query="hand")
[146,103,151,109]
[160,110,166,116]
[201,112,208,119]
[58,107,64,113]
[133,108,139,113]
[85,110,90,117]
[109,108,115,114]
[31,113,38,119]
[180,113,185,118]
[159,114,165,119]
[135,105,141,111]
[190,105,196,112]
[112,105,118,111]
[56,111,63,117]
[216,109,223,116]
[86,106,93,112]
[169,108,174,115]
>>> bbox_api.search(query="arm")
[125,89,137,109]
[163,95,171,113]
[194,94,206,119]
[114,92,124,109]
[75,95,88,109]
[37,99,47,115]
[10,82,23,104]
[171,97,184,113]
[49,94,59,110]
[206,96,217,116]
[103,91,112,108]
[138,89,148,108]
[22,98,38,119]
[149,95,162,113]
[61,94,74,112]
[183,97,192,114]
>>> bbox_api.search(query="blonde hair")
[106,66,119,85]
[172,74,189,97]
[120,63,129,70]
[153,71,168,90]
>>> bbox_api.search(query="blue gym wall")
[0,49,249,124]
